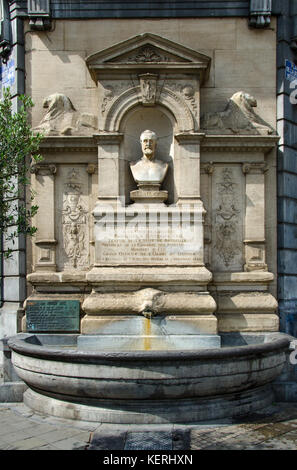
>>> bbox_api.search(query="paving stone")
[2,430,44,443]
[1,402,297,451]
[88,430,127,450]
[35,428,90,444]
[34,444,62,450]
[0,443,16,450]
[50,436,89,450]
[250,422,297,440]
[1,424,59,443]
[189,426,240,449]
[13,437,48,450]
[0,439,11,449]
[251,434,297,450]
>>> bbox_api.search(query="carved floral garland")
[214,168,241,267]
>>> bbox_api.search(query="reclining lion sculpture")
[201,91,275,135]
[34,93,98,136]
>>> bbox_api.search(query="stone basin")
[8,332,290,424]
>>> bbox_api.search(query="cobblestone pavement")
[0,402,297,450]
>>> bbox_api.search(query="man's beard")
[143,148,154,160]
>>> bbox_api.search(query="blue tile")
[278,198,297,223]
[278,249,297,274]
[278,172,297,198]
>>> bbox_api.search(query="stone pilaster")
[174,133,205,204]
[242,162,268,272]
[93,133,123,205]
[200,162,214,268]
[31,162,57,271]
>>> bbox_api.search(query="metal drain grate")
[124,432,172,450]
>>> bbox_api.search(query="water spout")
[142,308,156,319]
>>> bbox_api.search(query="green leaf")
[0,90,43,254]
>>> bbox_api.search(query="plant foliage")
[0,89,43,258]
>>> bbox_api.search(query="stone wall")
[25,17,277,130]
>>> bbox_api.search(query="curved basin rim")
[7,334,290,363]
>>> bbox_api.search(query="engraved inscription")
[26,300,80,332]
[97,237,203,265]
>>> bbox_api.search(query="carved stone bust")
[130,130,168,184]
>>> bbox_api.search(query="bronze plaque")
[26,300,80,332]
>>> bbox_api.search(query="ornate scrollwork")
[214,168,241,267]
[62,168,89,269]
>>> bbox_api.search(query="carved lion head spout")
[201,91,275,135]
[34,93,98,136]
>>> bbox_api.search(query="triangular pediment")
[109,44,190,64]
[86,32,211,77]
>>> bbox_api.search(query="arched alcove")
[120,105,176,204]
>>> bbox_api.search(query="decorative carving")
[214,168,242,268]
[242,162,268,174]
[165,81,198,118]
[201,91,275,135]
[217,168,236,195]
[242,163,251,174]
[139,73,158,106]
[103,84,195,133]
[101,86,114,115]
[201,162,214,175]
[34,93,98,136]
[62,168,89,269]
[181,85,197,116]
[30,162,57,175]
[159,87,195,132]
[215,222,241,267]
[128,46,168,63]
[86,163,96,175]
[99,80,136,125]
[216,203,240,221]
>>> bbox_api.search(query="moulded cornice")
[39,136,98,153]
[201,135,279,153]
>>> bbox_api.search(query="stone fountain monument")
[7,33,292,423]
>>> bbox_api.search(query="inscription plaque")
[26,300,80,332]
[97,237,203,266]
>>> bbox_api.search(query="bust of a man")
[130,130,168,184]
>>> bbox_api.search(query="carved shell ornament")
[128,46,168,63]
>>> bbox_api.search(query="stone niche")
[26,33,279,340]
